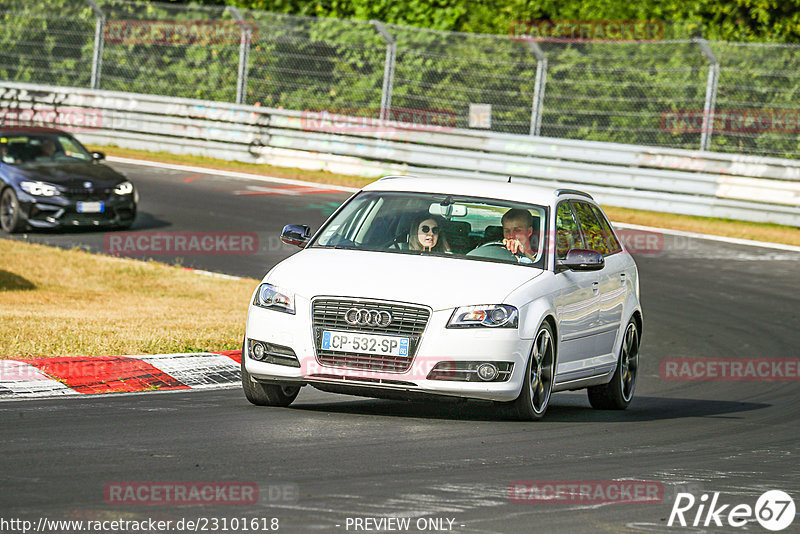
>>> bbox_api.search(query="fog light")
[476,363,498,381]
[252,342,266,360]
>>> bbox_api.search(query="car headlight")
[20,181,59,197]
[253,283,295,314]
[447,304,518,328]
[114,181,134,195]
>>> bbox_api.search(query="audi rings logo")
[344,308,393,327]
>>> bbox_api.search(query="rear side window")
[589,204,622,254]
[555,202,584,259]
[572,201,619,256]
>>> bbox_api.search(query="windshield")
[311,191,548,268]
[0,133,93,165]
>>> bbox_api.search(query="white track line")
[107,155,359,192]
[183,268,244,281]
[613,222,800,253]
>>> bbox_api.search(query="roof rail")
[555,189,593,200]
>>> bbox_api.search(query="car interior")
[362,215,543,257]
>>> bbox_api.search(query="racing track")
[1,160,799,533]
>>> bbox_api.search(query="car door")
[552,201,601,381]
[572,201,626,368]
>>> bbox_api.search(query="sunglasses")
[420,225,439,234]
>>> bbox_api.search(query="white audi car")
[242,176,642,420]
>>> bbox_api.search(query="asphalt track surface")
[2,161,800,533]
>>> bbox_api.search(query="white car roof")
[361,175,589,206]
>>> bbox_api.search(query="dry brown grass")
[93,145,800,247]
[0,239,258,359]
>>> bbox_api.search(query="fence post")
[695,38,719,151]
[528,42,547,136]
[85,0,104,89]
[228,6,251,105]
[371,20,396,121]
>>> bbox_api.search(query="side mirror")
[280,224,311,248]
[556,249,605,272]
[91,151,105,161]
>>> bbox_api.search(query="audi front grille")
[312,298,430,373]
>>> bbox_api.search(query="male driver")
[37,138,58,160]
[502,208,537,263]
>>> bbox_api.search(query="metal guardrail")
[1,81,799,227]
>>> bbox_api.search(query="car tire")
[511,321,556,421]
[240,341,301,407]
[0,187,24,234]
[588,319,640,410]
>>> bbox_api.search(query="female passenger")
[407,213,451,253]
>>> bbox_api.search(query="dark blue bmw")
[0,127,137,233]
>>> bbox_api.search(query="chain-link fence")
[1,0,799,158]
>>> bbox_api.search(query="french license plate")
[77,201,104,213]
[321,330,409,357]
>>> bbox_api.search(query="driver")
[502,208,537,263]
[39,138,58,159]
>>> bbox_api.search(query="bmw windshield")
[310,191,548,268]
[0,133,93,166]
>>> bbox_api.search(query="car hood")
[12,161,125,187]
[266,248,543,311]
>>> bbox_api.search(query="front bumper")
[244,296,531,402]
[18,191,136,229]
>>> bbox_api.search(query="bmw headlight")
[113,181,134,195]
[447,304,518,328]
[253,283,295,314]
[20,181,59,197]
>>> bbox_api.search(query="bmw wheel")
[0,187,24,234]
[512,321,555,421]
[588,319,640,410]
[240,340,301,407]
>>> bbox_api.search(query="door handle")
[620,273,626,285]
[592,281,599,295]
